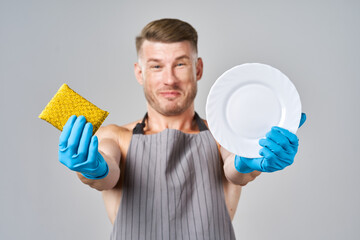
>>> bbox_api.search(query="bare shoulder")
[96,124,129,141]
[95,119,142,144]
[97,120,143,135]
[121,119,143,131]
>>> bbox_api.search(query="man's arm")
[221,146,261,186]
[77,125,121,191]
[58,116,121,191]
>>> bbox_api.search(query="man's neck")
[145,105,198,134]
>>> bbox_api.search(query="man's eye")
[151,65,161,69]
[177,63,185,67]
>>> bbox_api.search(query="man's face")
[135,40,203,116]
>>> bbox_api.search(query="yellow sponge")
[38,84,109,135]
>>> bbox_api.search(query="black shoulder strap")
[132,112,148,134]
[194,112,209,132]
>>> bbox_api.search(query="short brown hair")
[136,18,198,55]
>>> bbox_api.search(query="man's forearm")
[224,153,261,185]
[221,147,261,186]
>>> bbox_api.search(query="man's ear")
[196,57,204,81]
[134,62,143,85]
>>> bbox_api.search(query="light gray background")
[1,0,359,239]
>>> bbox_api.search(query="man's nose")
[163,66,177,85]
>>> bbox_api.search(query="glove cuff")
[234,155,254,174]
[82,152,109,180]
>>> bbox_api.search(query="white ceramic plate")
[206,63,301,158]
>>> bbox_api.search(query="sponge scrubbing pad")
[39,84,109,135]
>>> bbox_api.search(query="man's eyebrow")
[146,58,161,63]
[175,55,190,60]
[146,55,191,63]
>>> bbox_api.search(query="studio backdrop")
[1,0,359,239]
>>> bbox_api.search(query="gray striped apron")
[110,113,236,240]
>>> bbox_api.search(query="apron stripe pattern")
[111,113,236,240]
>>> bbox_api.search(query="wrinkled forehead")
[138,40,197,63]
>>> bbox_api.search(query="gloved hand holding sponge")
[235,113,307,173]
[58,115,109,179]
[38,84,110,180]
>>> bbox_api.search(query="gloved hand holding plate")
[206,63,302,158]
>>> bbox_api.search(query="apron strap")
[133,112,208,135]
[132,112,148,134]
[194,112,209,132]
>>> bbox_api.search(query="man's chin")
[159,108,185,116]
[154,103,189,116]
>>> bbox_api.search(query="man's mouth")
[159,91,181,98]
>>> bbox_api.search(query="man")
[58,18,306,239]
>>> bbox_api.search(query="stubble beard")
[144,83,198,116]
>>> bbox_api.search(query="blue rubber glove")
[235,113,306,173]
[58,115,109,179]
